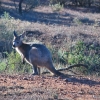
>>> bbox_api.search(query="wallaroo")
[12,31,63,76]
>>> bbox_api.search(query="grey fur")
[12,31,62,76]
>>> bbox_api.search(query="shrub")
[50,2,63,12]
[51,41,100,75]
[50,0,94,7]
[0,12,14,40]
[0,12,31,74]
[0,51,31,74]
[0,12,16,56]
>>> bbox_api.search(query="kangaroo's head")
[12,31,25,48]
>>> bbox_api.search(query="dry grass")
[1,0,100,37]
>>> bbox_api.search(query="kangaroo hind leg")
[32,65,40,75]
[45,61,62,76]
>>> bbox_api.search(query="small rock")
[23,77,28,80]
[64,78,71,82]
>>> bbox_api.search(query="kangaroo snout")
[12,44,15,48]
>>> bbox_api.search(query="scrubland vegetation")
[0,0,100,76]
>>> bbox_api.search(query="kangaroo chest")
[16,48,23,56]
[16,48,30,62]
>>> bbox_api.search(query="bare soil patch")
[0,74,100,100]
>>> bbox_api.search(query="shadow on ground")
[63,74,100,86]
[1,0,98,26]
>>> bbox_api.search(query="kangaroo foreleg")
[21,57,25,64]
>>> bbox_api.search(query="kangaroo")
[12,31,62,76]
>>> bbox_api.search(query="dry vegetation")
[0,0,100,100]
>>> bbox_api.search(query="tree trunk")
[19,0,24,14]
[88,0,91,7]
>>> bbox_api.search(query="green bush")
[0,12,17,57]
[0,51,32,74]
[0,12,32,74]
[0,12,14,41]
[50,41,100,75]
[50,2,63,12]
[64,41,100,75]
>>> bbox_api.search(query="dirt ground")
[0,74,100,100]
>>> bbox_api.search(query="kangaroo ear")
[20,31,26,40]
[13,31,18,37]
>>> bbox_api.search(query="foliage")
[72,0,93,7]
[0,12,31,74]
[0,12,16,54]
[49,0,100,8]
[94,0,100,9]
[0,12,15,41]
[14,0,40,14]
[50,41,100,75]
[73,17,83,25]
[50,2,63,12]
[67,41,100,75]
[0,51,31,74]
